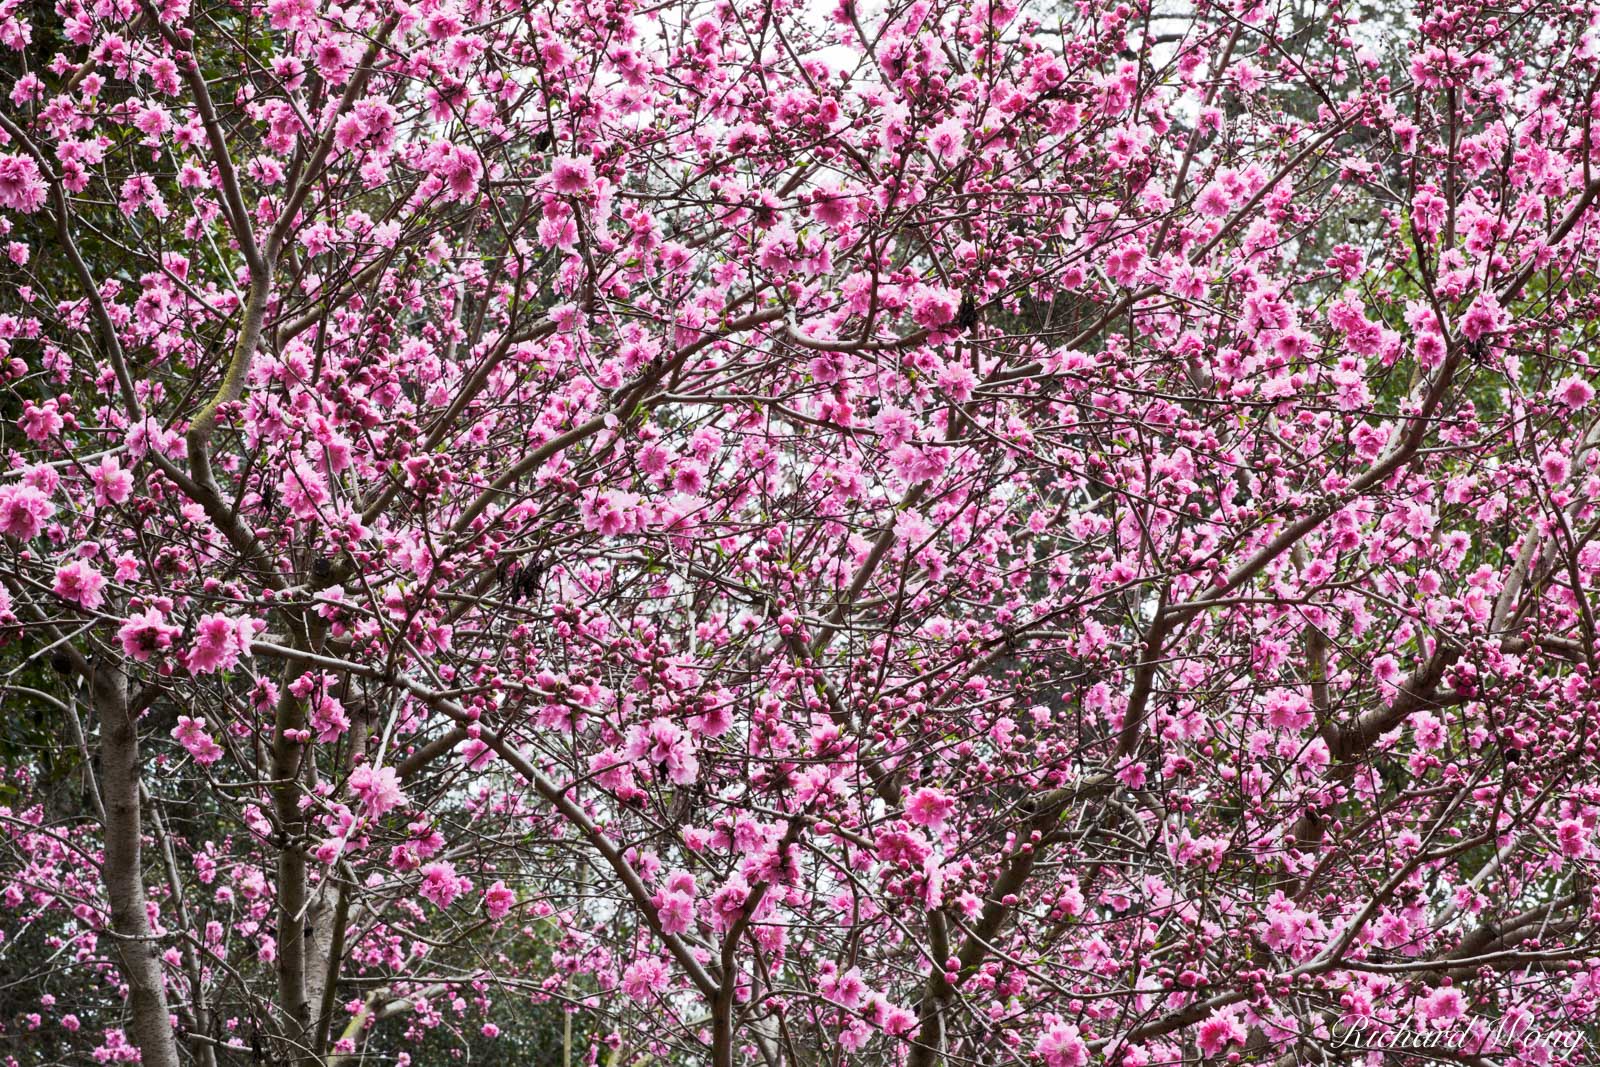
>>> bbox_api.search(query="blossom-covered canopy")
[3,0,1600,1063]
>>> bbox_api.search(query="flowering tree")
[4,0,1600,1063]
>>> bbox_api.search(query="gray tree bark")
[96,665,182,1067]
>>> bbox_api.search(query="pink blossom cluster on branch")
[2,0,1600,1063]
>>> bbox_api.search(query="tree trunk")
[96,665,182,1067]
[271,659,312,1051]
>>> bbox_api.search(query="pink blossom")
[482,879,516,920]
[0,154,46,214]
[811,186,856,227]
[52,561,106,610]
[1035,1021,1089,1067]
[809,353,842,384]
[821,965,868,1008]
[1363,655,1401,703]
[1326,243,1365,280]
[309,694,350,742]
[440,148,481,199]
[537,214,578,249]
[1411,709,1446,751]
[0,482,54,539]
[582,489,641,537]
[1414,331,1446,368]
[348,764,407,819]
[1555,375,1595,410]
[457,737,494,769]
[118,609,179,662]
[1459,293,1503,342]
[1419,985,1465,1025]
[708,873,749,932]
[925,116,968,163]
[186,613,251,675]
[278,462,329,520]
[1351,423,1388,461]
[147,57,179,95]
[418,861,468,909]
[336,116,368,152]
[905,787,957,830]
[673,465,705,493]
[133,103,170,138]
[90,456,133,506]
[656,889,695,934]
[1266,693,1313,731]
[172,716,223,765]
[621,958,668,1001]
[1196,182,1231,216]
[879,1004,918,1035]
[624,717,700,784]
[549,156,594,194]
[651,869,698,933]
[1196,1012,1247,1056]
[911,286,960,330]
[1556,818,1588,858]
[19,400,63,442]
[291,673,351,741]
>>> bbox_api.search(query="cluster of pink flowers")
[186,613,254,675]
[652,870,696,934]
[172,716,223,765]
[418,861,471,910]
[52,561,105,610]
[2,0,1600,1063]
[348,764,407,820]
[0,154,45,213]
[0,481,53,540]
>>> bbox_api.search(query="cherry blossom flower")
[89,457,133,506]
[1196,182,1232,216]
[118,609,179,662]
[1035,1021,1089,1067]
[172,716,223,765]
[1196,1011,1247,1056]
[1459,292,1504,341]
[482,880,516,921]
[1419,985,1466,1026]
[1556,819,1589,858]
[348,764,407,819]
[418,861,469,909]
[19,400,64,442]
[622,958,669,1001]
[1555,375,1595,410]
[0,154,46,213]
[904,787,956,830]
[52,561,106,610]
[549,156,595,194]
[185,613,251,675]
[0,482,53,539]
[925,116,968,163]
